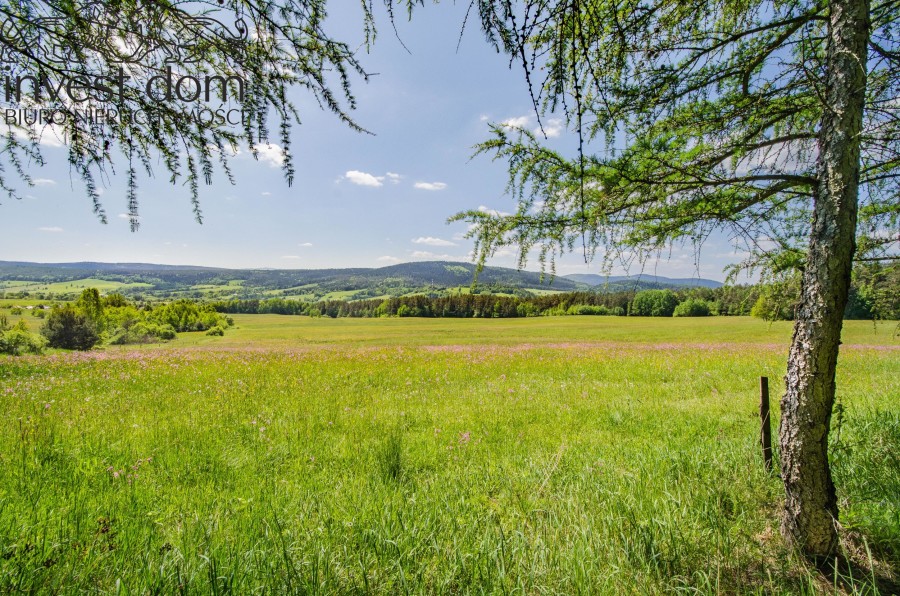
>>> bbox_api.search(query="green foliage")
[108,322,177,345]
[103,296,227,343]
[41,305,101,350]
[630,290,679,317]
[750,277,801,322]
[0,321,46,355]
[149,300,229,332]
[76,288,105,329]
[457,0,897,278]
[103,293,130,308]
[567,304,610,315]
[673,299,713,317]
[848,262,900,321]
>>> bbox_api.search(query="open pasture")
[0,316,897,593]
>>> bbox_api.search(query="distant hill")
[0,259,583,287]
[0,260,594,300]
[564,273,723,289]
[0,260,726,301]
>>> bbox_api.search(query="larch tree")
[450,0,897,558]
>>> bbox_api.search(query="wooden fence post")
[759,376,773,473]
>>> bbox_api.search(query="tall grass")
[0,318,896,593]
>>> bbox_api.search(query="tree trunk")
[779,0,869,559]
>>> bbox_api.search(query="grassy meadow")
[0,316,897,593]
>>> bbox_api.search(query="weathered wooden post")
[759,376,773,472]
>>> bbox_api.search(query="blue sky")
[0,2,750,282]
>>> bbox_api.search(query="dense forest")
[209,266,898,321]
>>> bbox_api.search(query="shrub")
[566,304,612,315]
[630,290,679,317]
[103,293,129,308]
[0,321,47,355]
[205,326,225,336]
[108,322,177,345]
[673,299,712,317]
[751,277,800,321]
[150,300,230,332]
[41,305,101,350]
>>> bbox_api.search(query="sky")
[0,2,752,282]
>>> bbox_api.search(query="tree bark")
[779,0,869,559]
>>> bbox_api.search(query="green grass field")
[0,278,152,294]
[0,316,897,593]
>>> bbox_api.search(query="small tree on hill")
[41,305,101,350]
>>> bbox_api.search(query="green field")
[0,278,152,294]
[0,316,897,593]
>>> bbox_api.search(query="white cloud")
[412,236,456,247]
[479,114,490,122]
[298,242,313,247]
[377,255,401,263]
[33,178,56,186]
[38,226,63,232]
[117,213,140,220]
[478,205,511,217]
[385,172,402,184]
[410,250,464,260]
[501,115,531,128]
[261,191,272,196]
[253,143,285,167]
[207,142,240,157]
[281,255,302,260]
[414,181,447,191]
[345,170,384,187]
[537,118,564,138]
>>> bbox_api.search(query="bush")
[149,300,229,332]
[205,326,225,336]
[108,322,177,345]
[751,277,800,321]
[0,321,47,355]
[673,299,712,317]
[567,304,611,315]
[630,290,679,317]
[41,305,101,350]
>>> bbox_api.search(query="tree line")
[207,266,897,321]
